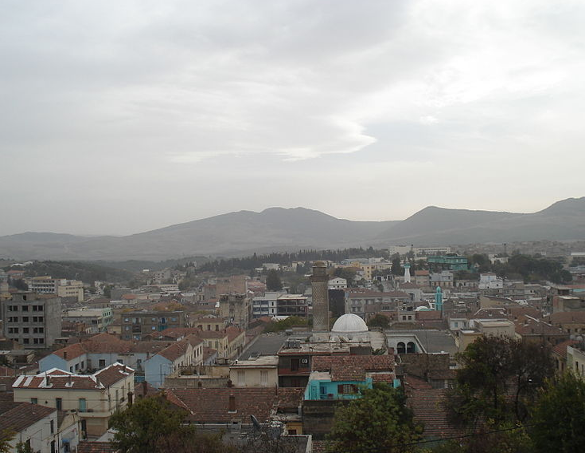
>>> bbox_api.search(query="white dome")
[331,314,369,333]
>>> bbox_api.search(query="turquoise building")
[303,355,399,401]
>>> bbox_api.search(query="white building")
[479,273,503,290]
[328,278,347,290]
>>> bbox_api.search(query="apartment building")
[1,293,62,348]
[13,363,135,438]
[28,277,84,302]
[120,310,185,340]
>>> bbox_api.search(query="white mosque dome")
[332,314,369,333]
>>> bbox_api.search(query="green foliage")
[197,248,388,275]
[391,256,404,276]
[110,395,195,453]
[446,336,554,427]
[333,267,357,286]
[263,316,308,333]
[367,314,390,329]
[265,269,283,291]
[10,260,135,283]
[530,372,585,453]
[0,430,14,453]
[16,442,33,453]
[326,383,422,453]
[431,422,533,453]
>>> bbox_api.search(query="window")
[56,398,62,410]
[23,339,29,344]
[21,305,28,312]
[260,370,268,387]
[79,398,87,412]
[338,384,358,394]
[50,420,54,434]
[99,359,106,368]
[290,358,300,371]
[397,342,406,354]
[30,398,37,404]
[237,370,245,386]
[22,317,29,322]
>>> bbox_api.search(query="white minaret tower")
[404,263,411,283]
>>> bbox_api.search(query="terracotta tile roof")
[129,341,170,354]
[416,311,443,321]
[76,441,117,453]
[226,326,244,342]
[403,374,433,390]
[311,355,394,382]
[94,363,134,386]
[196,330,228,339]
[275,388,304,411]
[514,316,567,337]
[407,388,461,439]
[157,340,191,362]
[54,342,86,360]
[553,339,579,358]
[165,387,277,423]
[548,311,585,324]
[0,402,56,434]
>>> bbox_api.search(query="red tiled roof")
[312,355,394,381]
[54,343,86,360]
[226,326,244,342]
[548,311,585,324]
[0,402,56,433]
[76,441,117,453]
[158,339,191,362]
[553,339,579,358]
[407,388,461,439]
[276,387,304,410]
[165,388,277,423]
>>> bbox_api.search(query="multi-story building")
[218,294,250,328]
[252,292,279,318]
[1,293,62,348]
[13,363,135,438]
[345,290,411,319]
[120,310,185,340]
[430,271,454,288]
[28,277,84,302]
[276,294,309,318]
[63,307,114,333]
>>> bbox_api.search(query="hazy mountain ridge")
[1,199,584,261]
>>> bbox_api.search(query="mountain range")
[1,197,584,261]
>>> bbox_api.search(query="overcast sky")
[1,0,584,236]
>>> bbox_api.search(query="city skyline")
[1,0,584,236]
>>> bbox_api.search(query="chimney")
[142,381,147,397]
[63,352,67,360]
[310,261,329,332]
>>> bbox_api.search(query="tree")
[367,314,390,329]
[391,256,403,276]
[530,372,585,453]
[326,383,422,453]
[446,336,554,427]
[265,269,283,291]
[109,395,230,453]
[0,430,14,453]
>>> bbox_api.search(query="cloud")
[0,0,584,235]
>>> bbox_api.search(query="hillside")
[0,198,584,261]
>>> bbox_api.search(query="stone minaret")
[310,261,329,332]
